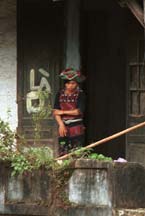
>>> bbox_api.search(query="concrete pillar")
[0,0,17,130]
[65,0,80,69]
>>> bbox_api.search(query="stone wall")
[0,160,145,216]
[0,0,17,130]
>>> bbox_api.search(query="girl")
[53,68,86,156]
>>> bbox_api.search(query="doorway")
[17,0,65,152]
[81,0,127,159]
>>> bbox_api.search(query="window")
[129,40,145,115]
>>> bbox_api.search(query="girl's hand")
[59,124,67,137]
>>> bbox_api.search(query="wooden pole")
[56,121,145,160]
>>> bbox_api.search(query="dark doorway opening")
[17,0,65,151]
[81,0,127,159]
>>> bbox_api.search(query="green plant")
[24,146,53,168]
[0,119,16,159]
[10,146,54,176]
[71,147,93,158]
[11,152,32,176]
[0,117,114,215]
[70,147,113,161]
[0,117,113,176]
[87,153,112,161]
[0,118,53,175]
[31,89,52,141]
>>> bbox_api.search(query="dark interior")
[80,0,127,159]
[18,0,142,159]
[17,0,65,145]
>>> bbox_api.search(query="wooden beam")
[144,0,145,24]
[118,0,145,28]
[126,0,145,28]
[144,0,145,62]
[56,121,145,160]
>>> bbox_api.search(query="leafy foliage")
[11,153,32,176]
[70,147,113,161]
[87,152,112,161]
[32,89,52,140]
[0,116,113,176]
[0,119,16,160]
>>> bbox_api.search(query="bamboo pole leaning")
[56,121,145,160]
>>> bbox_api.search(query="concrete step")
[116,209,145,216]
[55,206,112,216]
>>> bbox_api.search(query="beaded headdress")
[59,68,85,83]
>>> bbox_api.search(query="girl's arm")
[53,109,81,116]
[54,114,67,137]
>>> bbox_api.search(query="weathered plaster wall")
[0,0,17,130]
[0,160,145,216]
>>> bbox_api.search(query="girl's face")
[65,80,78,92]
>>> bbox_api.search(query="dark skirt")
[58,121,85,156]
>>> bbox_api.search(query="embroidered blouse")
[53,88,85,120]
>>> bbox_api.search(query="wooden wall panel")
[17,0,65,154]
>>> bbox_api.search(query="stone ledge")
[0,204,47,216]
[0,160,145,215]
[55,206,112,216]
[116,208,145,216]
[71,159,142,169]
[72,159,113,169]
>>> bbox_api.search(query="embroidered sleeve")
[53,92,61,109]
[77,91,86,113]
